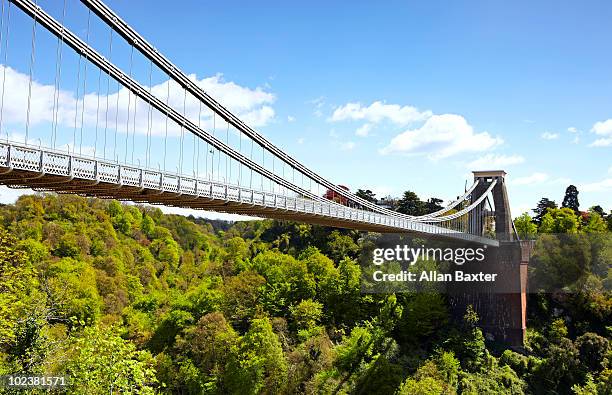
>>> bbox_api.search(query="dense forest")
[0,185,610,394]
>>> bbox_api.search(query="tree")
[54,233,82,258]
[396,191,425,216]
[354,356,404,395]
[534,337,581,391]
[458,364,525,394]
[284,333,335,393]
[539,208,580,234]
[590,205,606,218]
[299,247,340,308]
[571,375,600,395]
[398,376,445,395]
[224,317,288,394]
[250,251,316,317]
[398,293,448,343]
[222,271,266,329]
[561,185,580,213]
[514,212,538,239]
[225,236,249,270]
[47,258,102,324]
[335,325,376,371]
[533,198,557,225]
[291,299,323,331]
[457,306,487,372]
[530,232,592,291]
[140,214,155,237]
[0,227,38,347]
[64,326,157,394]
[6,314,51,375]
[325,231,359,262]
[149,229,181,269]
[424,198,444,214]
[397,356,459,395]
[575,332,609,372]
[584,211,608,233]
[355,189,377,203]
[176,312,238,390]
[148,309,194,353]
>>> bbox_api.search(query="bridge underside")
[0,166,467,236]
[0,142,499,246]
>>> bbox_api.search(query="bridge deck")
[0,141,499,246]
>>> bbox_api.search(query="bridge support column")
[451,170,531,348]
[449,240,532,347]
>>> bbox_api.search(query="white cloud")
[581,178,612,192]
[466,154,524,169]
[512,203,534,217]
[297,137,304,144]
[340,141,356,151]
[355,123,372,137]
[309,96,325,117]
[567,127,579,133]
[510,172,549,186]
[379,114,502,159]
[0,66,276,138]
[0,65,75,127]
[571,135,580,144]
[195,73,274,116]
[240,105,275,127]
[287,115,295,122]
[541,132,559,140]
[0,186,28,205]
[609,166,612,174]
[589,138,612,147]
[587,119,612,147]
[330,101,432,125]
[591,119,612,136]
[551,177,571,185]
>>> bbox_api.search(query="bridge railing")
[0,139,499,246]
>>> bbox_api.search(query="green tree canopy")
[533,197,558,225]
[515,212,538,239]
[539,207,580,234]
[224,317,288,394]
[396,191,425,216]
[355,189,377,203]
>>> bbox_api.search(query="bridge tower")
[453,171,531,347]
[471,170,514,241]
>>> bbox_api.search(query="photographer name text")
[372,270,497,283]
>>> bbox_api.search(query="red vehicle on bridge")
[323,185,350,205]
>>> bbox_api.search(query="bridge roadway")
[0,141,498,247]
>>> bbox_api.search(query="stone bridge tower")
[472,170,514,241]
[452,171,531,348]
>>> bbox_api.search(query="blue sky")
[0,0,611,218]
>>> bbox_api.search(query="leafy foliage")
[0,192,609,394]
[64,326,158,394]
